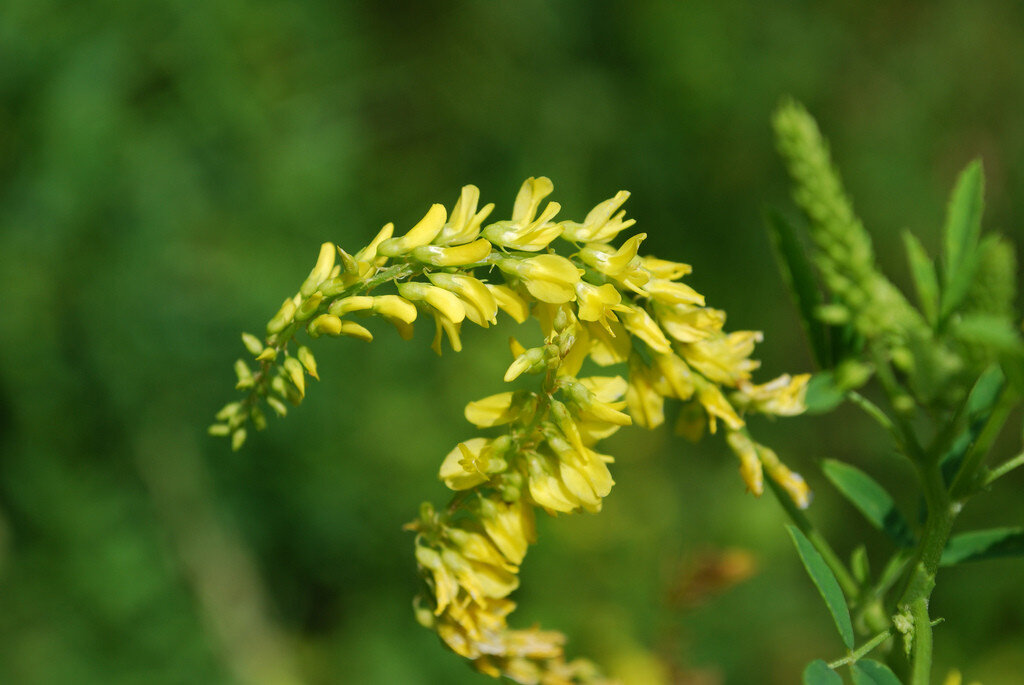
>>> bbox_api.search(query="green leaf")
[954,314,1024,355]
[851,659,902,685]
[803,660,843,685]
[787,525,855,648]
[940,160,984,320]
[766,209,831,367]
[803,372,846,413]
[941,527,1024,566]
[940,365,1005,484]
[822,460,914,547]
[902,230,939,327]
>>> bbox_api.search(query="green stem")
[828,628,893,669]
[909,598,933,685]
[766,477,859,599]
[980,450,1024,489]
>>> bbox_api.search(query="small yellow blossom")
[487,283,531,323]
[378,203,447,256]
[681,330,763,386]
[483,177,563,251]
[436,184,495,246]
[734,373,811,416]
[653,302,724,343]
[497,254,582,304]
[618,304,673,354]
[428,272,499,327]
[560,190,635,244]
[726,430,765,496]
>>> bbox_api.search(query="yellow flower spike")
[560,190,635,244]
[726,430,765,496]
[338,320,373,342]
[283,357,306,397]
[266,297,298,334]
[436,185,495,246]
[378,204,448,257]
[307,313,343,337]
[734,373,811,416]
[465,391,518,428]
[496,254,582,304]
[487,284,531,323]
[297,346,318,380]
[397,282,466,323]
[525,452,581,514]
[427,272,498,327]
[696,381,744,434]
[654,302,725,343]
[370,294,418,324]
[327,295,374,316]
[625,356,665,429]
[645,278,706,306]
[757,443,811,509]
[439,438,492,490]
[641,255,692,280]
[299,242,337,297]
[619,304,673,354]
[651,352,696,400]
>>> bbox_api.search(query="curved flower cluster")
[213,179,810,683]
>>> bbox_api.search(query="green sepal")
[822,460,914,547]
[787,525,855,649]
[902,230,940,328]
[940,160,984,322]
[766,208,831,367]
[850,659,902,685]
[940,527,1024,566]
[803,660,842,685]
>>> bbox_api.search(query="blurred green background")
[1,1,1023,683]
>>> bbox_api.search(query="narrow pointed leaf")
[822,459,914,546]
[803,660,842,685]
[941,527,1024,566]
[940,160,984,319]
[851,659,902,685]
[902,230,939,327]
[766,209,831,367]
[940,365,1005,484]
[787,525,855,648]
[803,372,846,414]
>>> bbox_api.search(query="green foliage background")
[1,1,1022,683]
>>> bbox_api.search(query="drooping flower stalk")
[214,179,809,683]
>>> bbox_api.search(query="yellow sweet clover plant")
[212,177,810,683]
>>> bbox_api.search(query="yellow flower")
[733,373,810,416]
[584,319,632,366]
[680,330,763,386]
[560,190,635,244]
[446,524,518,572]
[695,380,745,433]
[413,238,493,267]
[525,451,581,514]
[378,203,447,256]
[618,304,673,354]
[578,234,651,294]
[645,278,705,306]
[726,430,765,496]
[440,437,500,490]
[575,281,627,332]
[487,283,531,323]
[497,254,582,304]
[427,272,499,327]
[653,302,724,343]
[641,255,692,280]
[483,177,563,251]
[397,281,466,323]
[464,391,527,428]
[476,496,536,566]
[415,544,461,615]
[757,443,811,509]
[441,546,520,603]
[651,352,696,400]
[435,184,495,246]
